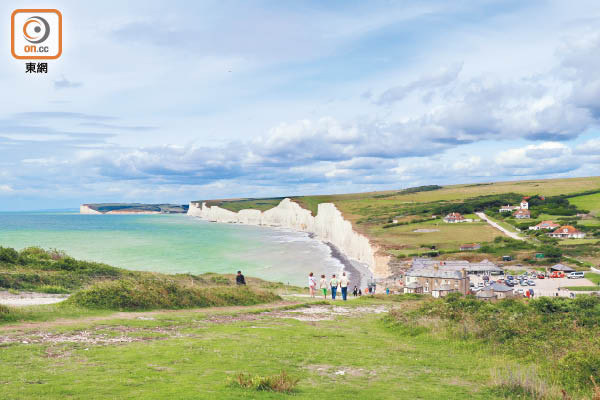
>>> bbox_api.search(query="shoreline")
[324,241,372,289]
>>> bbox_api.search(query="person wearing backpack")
[329,274,339,300]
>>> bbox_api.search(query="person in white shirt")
[319,274,327,299]
[339,272,349,301]
[308,272,316,298]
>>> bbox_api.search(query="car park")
[568,271,585,279]
[527,280,535,286]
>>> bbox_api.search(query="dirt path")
[476,212,525,241]
[0,291,69,307]
[0,300,300,332]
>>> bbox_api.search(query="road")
[475,212,525,241]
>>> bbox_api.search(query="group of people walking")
[308,272,351,300]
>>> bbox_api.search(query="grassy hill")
[0,246,288,324]
[195,176,600,267]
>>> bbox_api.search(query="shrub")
[490,365,559,400]
[229,371,299,393]
[0,304,21,323]
[0,247,19,264]
[66,278,280,310]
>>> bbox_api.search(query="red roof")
[552,225,581,234]
[513,209,530,216]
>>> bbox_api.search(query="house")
[529,221,560,231]
[499,198,528,213]
[460,243,481,251]
[547,225,586,239]
[403,282,423,294]
[475,290,496,300]
[550,264,575,273]
[444,212,466,223]
[404,265,470,295]
[487,282,515,299]
[513,209,530,219]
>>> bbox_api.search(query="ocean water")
[0,212,345,287]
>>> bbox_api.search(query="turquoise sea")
[0,212,344,287]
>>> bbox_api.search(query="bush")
[66,278,280,310]
[229,371,299,393]
[0,247,19,264]
[0,304,21,323]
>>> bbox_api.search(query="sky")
[1,0,600,210]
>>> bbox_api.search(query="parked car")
[477,282,485,288]
[537,274,545,279]
[505,281,515,287]
[506,275,514,281]
[551,271,565,278]
[527,280,536,286]
[568,271,585,279]
[516,288,525,295]
[520,280,528,286]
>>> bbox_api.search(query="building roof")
[552,225,581,234]
[537,220,559,227]
[444,212,464,219]
[488,282,512,292]
[475,290,496,298]
[514,209,530,216]
[406,268,465,279]
[411,257,503,274]
[550,264,576,272]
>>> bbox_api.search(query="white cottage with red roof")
[548,225,586,239]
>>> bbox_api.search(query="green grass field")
[0,298,544,399]
[2,295,599,399]
[568,192,600,215]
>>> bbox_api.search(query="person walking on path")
[308,272,317,298]
[330,274,339,300]
[339,272,349,301]
[352,286,358,297]
[236,271,246,285]
[319,274,327,299]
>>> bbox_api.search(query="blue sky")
[1,0,599,210]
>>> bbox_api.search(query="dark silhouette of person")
[236,270,246,285]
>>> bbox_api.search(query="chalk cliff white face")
[188,198,390,277]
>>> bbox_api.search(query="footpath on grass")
[0,300,302,332]
[476,212,525,241]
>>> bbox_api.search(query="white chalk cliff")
[187,198,390,277]
[80,205,102,214]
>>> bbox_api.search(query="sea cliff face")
[80,205,102,214]
[187,198,390,277]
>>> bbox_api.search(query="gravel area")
[0,291,69,307]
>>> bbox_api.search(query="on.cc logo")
[23,16,50,44]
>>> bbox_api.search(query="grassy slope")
[0,298,510,400]
[1,247,295,324]
[568,192,600,215]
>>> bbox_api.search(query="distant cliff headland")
[80,203,189,214]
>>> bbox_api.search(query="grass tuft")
[229,371,299,393]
